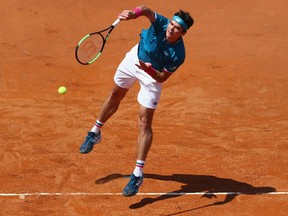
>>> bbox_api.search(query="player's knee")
[138,115,152,131]
[108,90,125,103]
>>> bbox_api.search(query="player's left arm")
[149,68,173,83]
[136,60,173,83]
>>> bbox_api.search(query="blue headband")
[172,15,188,31]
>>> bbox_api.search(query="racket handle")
[112,19,121,27]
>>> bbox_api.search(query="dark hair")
[174,10,194,30]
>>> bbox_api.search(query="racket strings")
[76,34,104,64]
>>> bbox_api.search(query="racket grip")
[112,19,121,27]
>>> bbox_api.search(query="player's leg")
[136,106,155,161]
[97,84,129,123]
[80,45,138,155]
[122,78,161,196]
[80,84,129,154]
[122,106,155,197]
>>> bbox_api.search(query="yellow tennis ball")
[58,86,67,94]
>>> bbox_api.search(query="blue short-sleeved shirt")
[137,13,185,73]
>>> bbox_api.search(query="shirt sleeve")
[151,13,169,33]
[164,59,184,73]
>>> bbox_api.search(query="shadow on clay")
[95,173,276,214]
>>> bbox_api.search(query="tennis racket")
[75,19,121,65]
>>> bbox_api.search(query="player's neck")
[166,36,181,44]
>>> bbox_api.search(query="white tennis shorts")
[114,44,162,109]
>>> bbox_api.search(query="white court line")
[1,192,288,198]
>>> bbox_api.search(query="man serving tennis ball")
[80,5,194,197]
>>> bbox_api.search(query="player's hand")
[118,10,137,20]
[135,60,152,71]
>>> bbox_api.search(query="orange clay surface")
[1,0,288,215]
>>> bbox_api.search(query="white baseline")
[0,191,288,199]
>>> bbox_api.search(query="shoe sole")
[122,191,138,197]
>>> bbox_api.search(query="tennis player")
[80,5,194,197]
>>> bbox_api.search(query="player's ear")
[181,30,187,36]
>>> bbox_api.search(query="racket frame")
[75,19,120,65]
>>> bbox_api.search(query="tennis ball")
[58,86,67,94]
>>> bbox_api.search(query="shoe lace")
[129,176,142,187]
[83,133,96,144]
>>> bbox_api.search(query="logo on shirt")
[164,51,169,56]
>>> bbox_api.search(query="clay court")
[1,0,288,215]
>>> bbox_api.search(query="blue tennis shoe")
[80,131,102,154]
[122,174,144,197]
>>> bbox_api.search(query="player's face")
[166,20,186,43]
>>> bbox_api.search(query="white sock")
[91,119,104,134]
[133,160,145,177]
